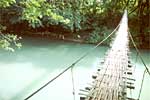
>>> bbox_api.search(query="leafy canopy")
[0,0,16,8]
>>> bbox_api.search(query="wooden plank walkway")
[80,11,136,100]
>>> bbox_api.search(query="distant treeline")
[0,0,149,49]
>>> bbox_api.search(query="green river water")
[0,36,149,100]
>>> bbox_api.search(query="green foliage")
[0,0,16,8]
[0,31,22,51]
[21,0,70,28]
[0,18,21,51]
[0,0,149,49]
[87,30,101,43]
[87,26,113,44]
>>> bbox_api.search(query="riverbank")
[17,32,150,50]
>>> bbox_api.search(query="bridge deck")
[80,11,135,100]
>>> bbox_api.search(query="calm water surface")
[0,36,149,100]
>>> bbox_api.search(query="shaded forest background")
[0,0,149,50]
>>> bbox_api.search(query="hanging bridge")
[79,10,134,100]
[24,10,149,100]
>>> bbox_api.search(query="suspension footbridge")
[24,10,149,100]
[79,10,135,100]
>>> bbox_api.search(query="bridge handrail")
[24,18,121,100]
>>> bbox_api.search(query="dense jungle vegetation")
[0,0,149,51]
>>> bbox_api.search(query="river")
[0,36,149,100]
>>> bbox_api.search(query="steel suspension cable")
[128,30,149,100]
[138,69,147,100]
[128,31,150,76]
[24,22,120,100]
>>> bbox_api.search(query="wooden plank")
[80,11,131,100]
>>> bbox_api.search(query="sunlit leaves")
[0,0,22,51]
[21,0,70,28]
[0,34,22,52]
[0,0,16,8]
[0,39,13,51]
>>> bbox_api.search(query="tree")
[0,0,16,8]
[0,0,149,49]
[21,0,70,28]
[0,0,21,51]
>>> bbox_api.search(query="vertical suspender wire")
[24,19,120,100]
[128,31,150,76]
[24,63,76,100]
[128,30,149,100]
[138,69,146,100]
[71,67,76,100]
